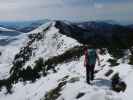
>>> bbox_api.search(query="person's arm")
[96,50,100,66]
[84,48,87,67]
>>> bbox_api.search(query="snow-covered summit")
[22,21,80,69]
[0,21,80,79]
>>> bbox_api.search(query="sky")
[0,0,133,23]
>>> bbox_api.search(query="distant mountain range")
[55,20,133,48]
[0,27,22,36]
[0,19,50,45]
[0,27,23,46]
[128,25,133,29]
[0,19,49,33]
[0,19,133,47]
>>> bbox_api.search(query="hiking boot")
[90,81,95,85]
[87,81,91,84]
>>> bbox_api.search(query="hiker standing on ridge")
[84,45,100,84]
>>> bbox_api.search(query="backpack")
[86,49,97,65]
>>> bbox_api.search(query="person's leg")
[86,65,90,84]
[90,64,95,81]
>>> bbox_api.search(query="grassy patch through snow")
[107,58,120,67]
[43,76,68,100]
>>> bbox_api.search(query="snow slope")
[1,54,132,100]
[0,21,133,100]
[0,33,28,79]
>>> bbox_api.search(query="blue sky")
[0,0,133,24]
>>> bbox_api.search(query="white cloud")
[94,3,104,9]
[0,0,132,22]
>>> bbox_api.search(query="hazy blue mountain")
[128,25,133,29]
[0,28,21,36]
[0,19,49,33]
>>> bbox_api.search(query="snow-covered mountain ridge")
[0,21,132,100]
